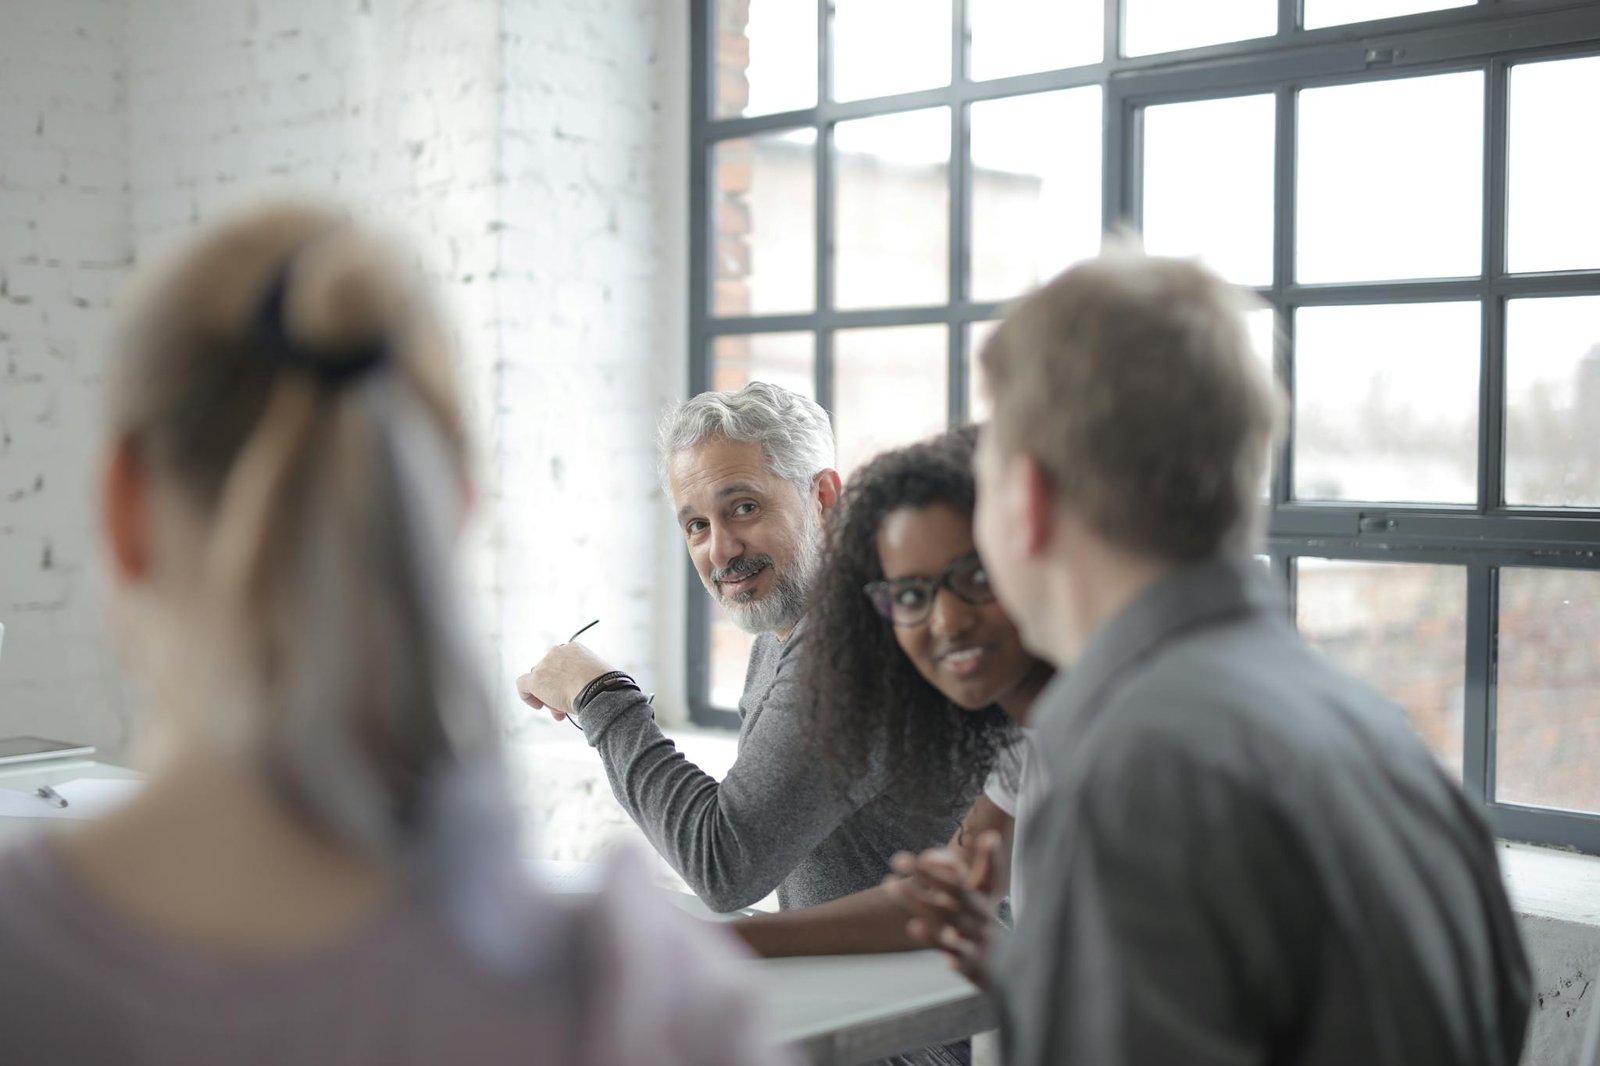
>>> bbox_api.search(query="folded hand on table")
[883,829,1003,988]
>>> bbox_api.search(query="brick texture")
[0,0,690,798]
[0,0,134,755]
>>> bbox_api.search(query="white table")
[0,757,142,845]
[666,889,992,1065]
[0,760,991,1064]
[760,950,992,1065]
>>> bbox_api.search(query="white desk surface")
[0,758,143,845]
[758,950,991,1066]
[0,760,989,1064]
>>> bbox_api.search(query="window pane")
[715,0,818,118]
[968,320,1000,421]
[710,605,758,709]
[1297,72,1483,283]
[711,333,815,398]
[1303,0,1472,29]
[1508,55,1600,274]
[1496,568,1600,815]
[833,0,951,102]
[970,87,1103,302]
[713,130,816,316]
[1248,306,1278,383]
[834,325,949,474]
[835,108,951,309]
[1248,307,1279,497]
[1143,93,1275,288]
[969,0,1102,80]
[1293,303,1480,504]
[970,310,1276,429]
[1123,0,1275,57]
[1296,558,1467,778]
[1505,296,1600,508]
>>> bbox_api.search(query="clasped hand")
[882,829,1003,988]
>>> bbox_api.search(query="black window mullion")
[1481,58,1510,523]
[1273,83,1297,509]
[949,0,971,425]
[688,1,713,374]
[685,0,717,728]
[1114,89,1141,232]
[1280,553,1297,623]
[815,0,834,412]
[1489,807,1600,855]
[1463,565,1493,804]
[1285,278,1488,305]
[1485,566,1501,804]
[1279,0,1300,35]
[1490,268,1600,299]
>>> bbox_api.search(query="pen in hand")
[563,620,602,731]
[35,785,68,809]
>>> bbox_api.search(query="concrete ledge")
[1501,843,1600,1065]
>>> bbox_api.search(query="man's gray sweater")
[578,620,973,913]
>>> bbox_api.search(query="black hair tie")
[250,261,390,388]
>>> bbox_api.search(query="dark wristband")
[574,670,640,714]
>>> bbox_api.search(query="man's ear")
[812,468,843,515]
[1018,453,1056,559]
[103,436,150,584]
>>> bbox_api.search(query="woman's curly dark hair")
[800,425,1020,816]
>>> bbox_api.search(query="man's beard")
[713,506,823,636]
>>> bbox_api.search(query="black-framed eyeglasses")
[864,552,996,627]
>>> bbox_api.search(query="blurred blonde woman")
[0,204,783,1066]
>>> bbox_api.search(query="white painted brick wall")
[0,0,134,756]
[495,0,693,863]
[123,0,507,706]
[0,0,694,870]
[497,0,682,727]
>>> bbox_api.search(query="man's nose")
[708,522,744,572]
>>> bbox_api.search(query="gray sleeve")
[577,679,874,913]
[996,744,1315,1066]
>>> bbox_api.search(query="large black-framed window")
[688,0,1600,853]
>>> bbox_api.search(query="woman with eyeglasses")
[733,425,1053,959]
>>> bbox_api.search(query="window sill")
[1500,841,1600,929]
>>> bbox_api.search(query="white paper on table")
[528,859,607,895]
[0,777,144,821]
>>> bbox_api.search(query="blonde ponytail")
[112,206,535,967]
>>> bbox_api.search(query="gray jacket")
[994,556,1530,1066]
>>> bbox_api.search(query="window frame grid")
[688,0,1600,851]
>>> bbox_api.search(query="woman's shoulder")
[0,835,83,946]
[562,851,789,1066]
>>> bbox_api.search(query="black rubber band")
[250,259,389,388]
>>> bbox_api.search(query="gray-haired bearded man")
[518,382,981,1066]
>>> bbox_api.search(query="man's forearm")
[579,687,860,913]
[731,883,918,957]
[581,690,766,910]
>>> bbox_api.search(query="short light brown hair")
[980,247,1285,561]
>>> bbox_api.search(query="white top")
[982,730,1043,917]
